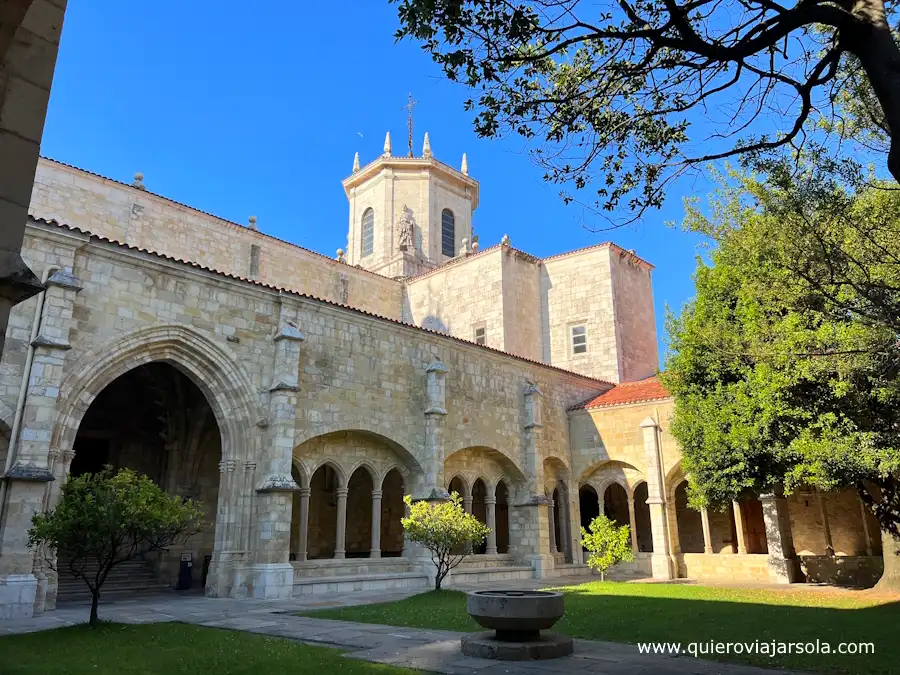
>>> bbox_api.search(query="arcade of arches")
[288,440,519,563]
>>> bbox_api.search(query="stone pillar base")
[0,574,37,620]
[650,553,675,580]
[235,563,294,600]
[528,554,556,579]
[767,556,799,584]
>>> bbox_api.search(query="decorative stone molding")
[257,474,301,493]
[274,321,306,343]
[3,465,54,482]
[268,381,301,393]
[30,335,71,350]
[524,382,544,429]
[425,359,449,415]
[45,269,83,292]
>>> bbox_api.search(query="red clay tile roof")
[570,375,670,410]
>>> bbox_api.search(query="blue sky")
[41,0,711,366]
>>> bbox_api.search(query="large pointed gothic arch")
[52,325,262,462]
[49,325,263,594]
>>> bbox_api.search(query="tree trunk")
[89,589,100,625]
[874,530,900,591]
[845,0,900,181]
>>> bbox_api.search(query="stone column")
[485,497,498,555]
[817,493,834,556]
[640,417,674,579]
[732,501,748,554]
[400,486,409,558]
[247,317,305,600]
[370,490,383,558]
[295,487,310,562]
[701,508,713,554]
[859,496,873,557]
[0,269,80,619]
[548,499,558,554]
[334,487,349,559]
[629,496,639,556]
[760,492,798,584]
[511,383,554,577]
[421,360,450,500]
[463,496,473,514]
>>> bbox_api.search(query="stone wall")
[677,553,772,582]
[798,555,882,587]
[501,249,543,362]
[542,247,619,382]
[569,399,677,486]
[609,249,658,382]
[787,489,881,556]
[29,160,404,319]
[402,247,505,348]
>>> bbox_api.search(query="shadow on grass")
[306,584,900,675]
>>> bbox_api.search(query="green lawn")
[0,623,417,675]
[305,582,900,675]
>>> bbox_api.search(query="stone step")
[55,557,165,603]
[451,566,534,584]
[292,571,428,596]
[56,585,175,604]
[456,555,516,570]
[291,560,414,578]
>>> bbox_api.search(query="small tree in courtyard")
[29,467,203,625]
[402,492,490,590]
[581,515,633,581]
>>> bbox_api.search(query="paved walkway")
[0,581,800,675]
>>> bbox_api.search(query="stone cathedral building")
[0,133,885,620]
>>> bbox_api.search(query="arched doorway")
[380,469,405,557]
[308,464,341,559]
[472,478,488,554]
[603,483,630,528]
[739,498,768,554]
[496,480,510,554]
[579,484,600,537]
[346,467,374,557]
[551,487,563,555]
[68,362,221,588]
[448,475,468,503]
[633,482,653,552]
[674,481,704,553]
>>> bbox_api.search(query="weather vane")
[402,93,418,157]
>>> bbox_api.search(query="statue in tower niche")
[397,204,416,251]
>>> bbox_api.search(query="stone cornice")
[342,155,479,208]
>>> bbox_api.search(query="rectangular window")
[249,244,261,279]
[474,325,486,346]
[571,324,587,354]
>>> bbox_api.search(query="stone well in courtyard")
[461,590,573,660]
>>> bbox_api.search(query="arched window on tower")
[361,208,375,257]
[441,209,455,257]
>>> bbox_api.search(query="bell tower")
[342,131,479,278]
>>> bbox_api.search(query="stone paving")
[0,581,800,675]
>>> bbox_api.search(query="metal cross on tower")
[402,93,418,157]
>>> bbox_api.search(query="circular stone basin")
[466,590,564,642]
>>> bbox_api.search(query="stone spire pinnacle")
[461,153,468,175]
[353,152,360,172]
[422,132,432,158]
[383,132,392,157]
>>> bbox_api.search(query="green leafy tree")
[663,164,900,587]
[402,492,491,590]
[581,515,634,581]
[29,468,203,624]
[391,0,900,223]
